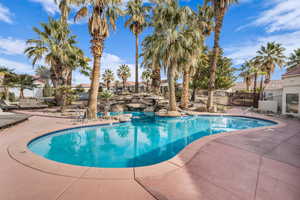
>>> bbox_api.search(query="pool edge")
[7,113,285,180]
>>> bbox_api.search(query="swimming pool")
[28,112,276,168]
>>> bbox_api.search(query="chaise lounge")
[19,98,48,109]
[0,100,19,111]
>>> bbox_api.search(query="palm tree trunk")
[123,80,126,91]
[151,66,160,95]
[67,71,72,86]
[191,86,197,102]
[253,72,258,107]
[4,87,9,101]
[19,88,24,99]
[135,33,139,93]
[181,69,190,109]
[259,75,264,100]
[168,65,177,111]
[246,78,250,91]
[207,10,225,112]
[87,37,104,119]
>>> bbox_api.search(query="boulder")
[144,106,155,112]
[119,114,132,122]
[158,109,168,113]
[127,103,147,111]
[111,104,126,112]
[156,111,181,117]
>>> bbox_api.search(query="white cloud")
[249,0,300,33]
[0,37,27,55]
[0,57,34,74]
[225,31,300,65]
[29,0,58,14]
[0,3,13,24]
[73,52,144,84]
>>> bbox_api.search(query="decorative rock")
[158,109,168,113]
[111,104,125,112]
[156,111,181,117]
[119,116,131,122]
[144,106,155,112]
[185,111,200,116]
[127,103,147,110]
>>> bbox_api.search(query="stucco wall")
[282,76,300,117]
[259,100,278,113]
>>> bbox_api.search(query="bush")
[74,85,85,94]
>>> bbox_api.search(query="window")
[286,93,299,114]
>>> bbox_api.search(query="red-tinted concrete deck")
[1,108,299,200]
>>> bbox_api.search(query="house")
[281,66,300,117]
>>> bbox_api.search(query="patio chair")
[0,100,19,110]
[19,98,48,109]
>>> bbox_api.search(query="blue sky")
[0,0,299,84]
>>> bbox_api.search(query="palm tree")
[256,42,285,83]
[74,0,122,119]
[125,0,150,93]
[142,69,152,92]
[180,5,213,109]
[141,34,161,95]
[35,65,52,97]
[254,42,285,100]
[55,0,71,23]
[0,67,16,101]
[205,0,238,112]
[150,0,193,112]
[239,61,253,91]
[287,48,300,70]
[35,65,51,85]
[15,74,37,99]
[117,64,131,90]
[102,69,114,90]
[24,18,88,105]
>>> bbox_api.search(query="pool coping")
[7,113,286,180]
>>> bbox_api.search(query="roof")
[282,65,300,77]
[231,80,283,91]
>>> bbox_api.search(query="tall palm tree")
[205,0,238,112]
[287,48,300,70]
[256,42,285,84]
[25,18,88,105]
[239,61,253,91]
[15,74,37,99]
[141,34,161,95]
[55,0,71,22]
[180,5,213,109]
[125,0,150,93]
[150,0,193,112]
[142,69,152,92]
[117,64,131,90]
[74,0,122,119]
[102,69,114,90]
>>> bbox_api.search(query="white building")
[282,66,300,117]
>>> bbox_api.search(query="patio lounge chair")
[19,98,48,109]
[0,100,19,110]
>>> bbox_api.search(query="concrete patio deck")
[0,108,299,200]
[0,113,29,129]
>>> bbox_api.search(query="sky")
[0,0,299,84]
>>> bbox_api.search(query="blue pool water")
[28,112,276,168]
